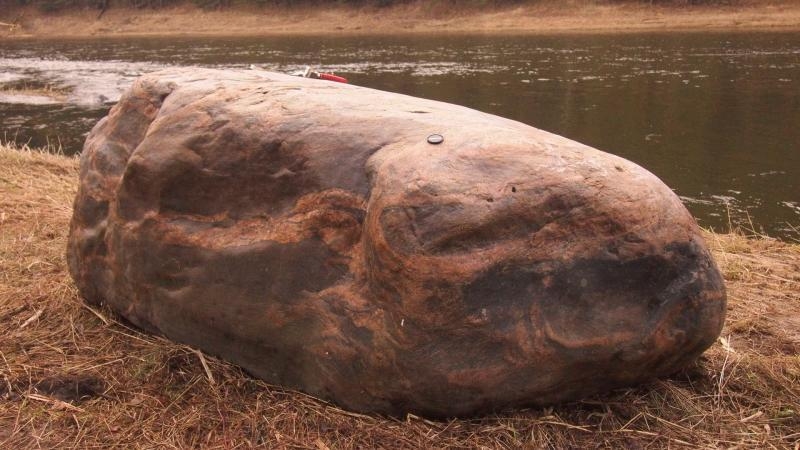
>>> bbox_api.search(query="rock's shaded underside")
[67,68,726,417]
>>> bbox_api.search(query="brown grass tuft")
[1,142,798,448]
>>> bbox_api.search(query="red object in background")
[318,73,348,83]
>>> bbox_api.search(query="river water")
[1,33,798,239]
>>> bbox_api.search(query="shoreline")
[2,2,800,39]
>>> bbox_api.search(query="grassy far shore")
[0,142,798,448]
[2,1,800,39]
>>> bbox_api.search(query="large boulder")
[67,68,726,417]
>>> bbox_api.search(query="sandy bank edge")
[2,2,800,39]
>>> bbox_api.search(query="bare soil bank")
[2,1,800,39]
[1,143,798,447]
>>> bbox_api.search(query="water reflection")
[0,33,798,239]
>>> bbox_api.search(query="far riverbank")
[2,1,800,39]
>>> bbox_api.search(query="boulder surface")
[67,68,726,417]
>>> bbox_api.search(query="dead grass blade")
[1,142,798,449]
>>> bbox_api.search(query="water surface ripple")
[1,33,798,239]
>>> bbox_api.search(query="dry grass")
[0,142,798,449]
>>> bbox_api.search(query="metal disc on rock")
[427,134,444,145]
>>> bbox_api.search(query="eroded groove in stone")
[67,68,726,418]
